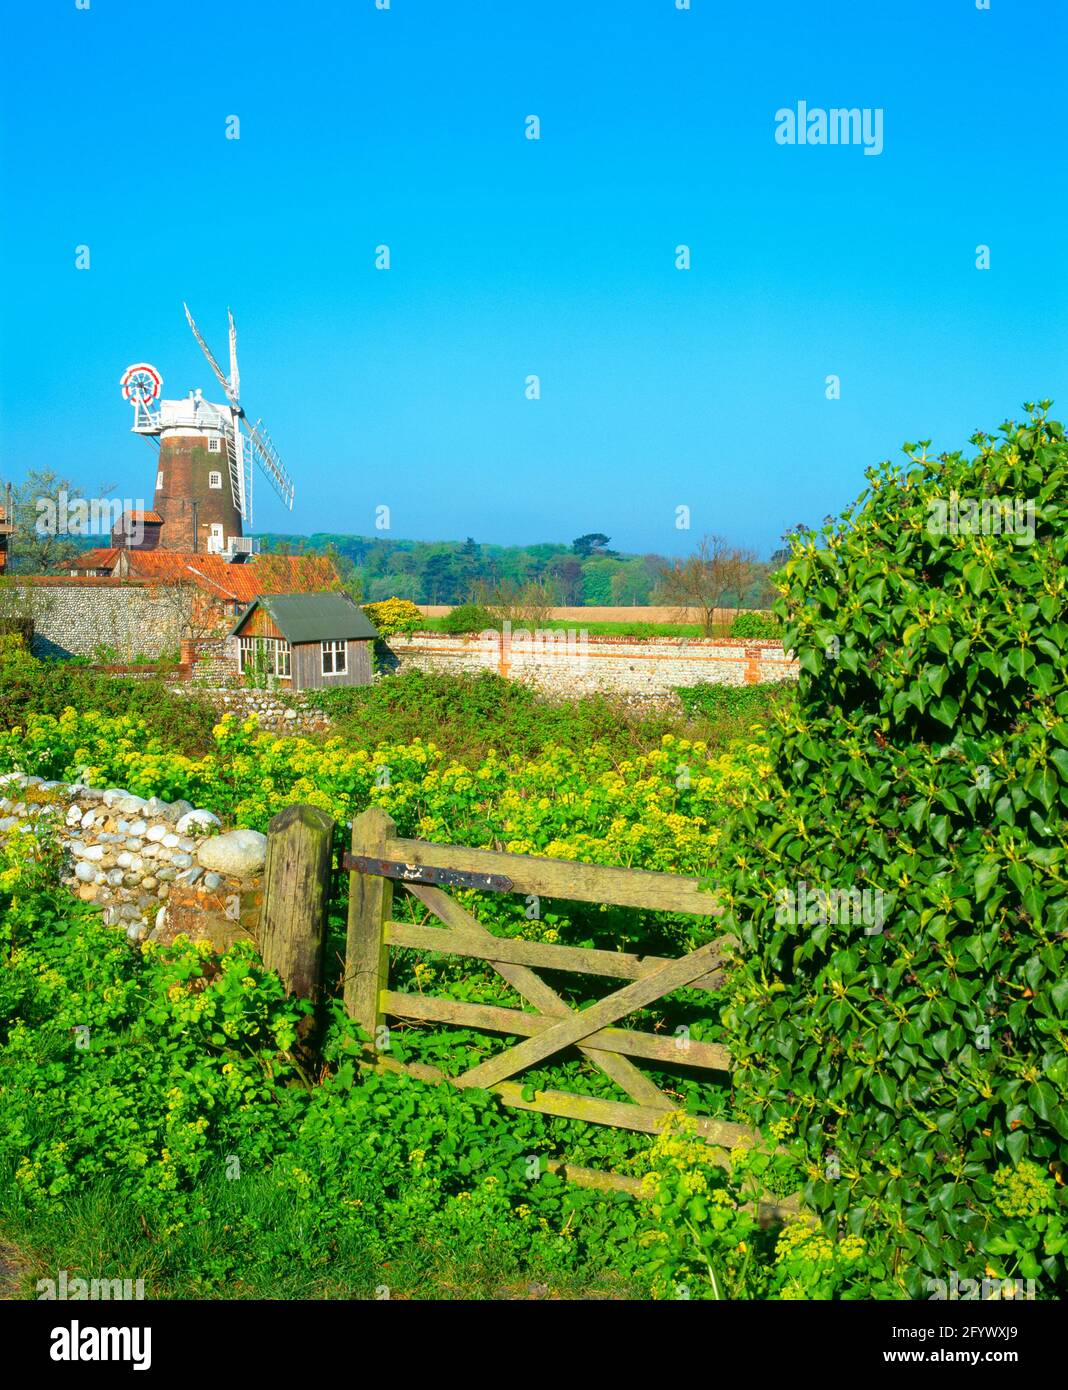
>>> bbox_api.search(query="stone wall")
[386,631,797,697]
[172,686,332,734]
[0,773,265,948]
[23,580,192,661]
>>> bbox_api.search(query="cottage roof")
[68,549,339,603]
[232,591,378,643]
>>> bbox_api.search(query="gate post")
[260,803,335,1002]
[344,805,396,1051]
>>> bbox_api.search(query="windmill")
[119,307,295,556]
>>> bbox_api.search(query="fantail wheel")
[120,363,163,405]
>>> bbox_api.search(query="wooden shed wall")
[235,608,285,640]
[292,639,372,690]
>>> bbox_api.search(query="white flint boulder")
[197,829,267,877]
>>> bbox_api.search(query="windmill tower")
[119,307,295,556]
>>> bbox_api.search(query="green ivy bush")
[675,680,794,726]
[729,612,783,640]
[715,404,1068,1296]
[439,603,499,634]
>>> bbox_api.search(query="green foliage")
[714,405,1068,1296]
[438,602,498,634]
[729,611,783,640]
[635,1116,866,1300]
[0,641,216,756]
[0,833,646,1297]
[303,668,752,764]
[675,680,794,728]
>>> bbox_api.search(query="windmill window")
[208,471,223,489]
[208,437,221,453]
[321,640,347,676]
[156,472,164,490]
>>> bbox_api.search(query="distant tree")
[571,532,615,559]
[422,552,458,604]
[654,535,758,635]
[582,558,616,606]
[473,576,557,628]
[368,572,421,603]
[549,556,585,605]
[610,558,654,605]
[1,469,116,573]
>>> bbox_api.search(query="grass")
[0,1176,635,1301]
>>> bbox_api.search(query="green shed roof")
[231,592,379,644]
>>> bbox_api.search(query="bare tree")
[654,535,758,635]
[472,576,558,628]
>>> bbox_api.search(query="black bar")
[342,852,514,893]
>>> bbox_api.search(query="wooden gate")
[340,806,762,1183]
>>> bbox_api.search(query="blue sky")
[2,0,1065,558]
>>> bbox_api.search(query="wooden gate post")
[345,805,396,1050]
[260,804,336,1004]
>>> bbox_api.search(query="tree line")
[257,530,783,617]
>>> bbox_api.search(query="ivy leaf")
[974,861,999,903]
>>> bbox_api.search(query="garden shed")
[230,592,378,690]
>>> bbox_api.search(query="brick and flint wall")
[386,630,797,696]
[24,579,197,661]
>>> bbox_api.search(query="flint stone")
[176,809,221,835]
[197,828,267,877]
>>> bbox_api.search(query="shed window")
[321,640,347,675]
[239,636,291,678]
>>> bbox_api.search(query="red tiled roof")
[70,548,339,603]
[117,510,163,524]
[72,548,121,568]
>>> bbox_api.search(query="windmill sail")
[183,303,236,407]
[183,304,295,522]
[243,417,295,511]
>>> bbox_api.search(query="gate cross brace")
[452,935,724,1093]
[404,882,673,1111]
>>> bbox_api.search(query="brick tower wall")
[154,433,243,552]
